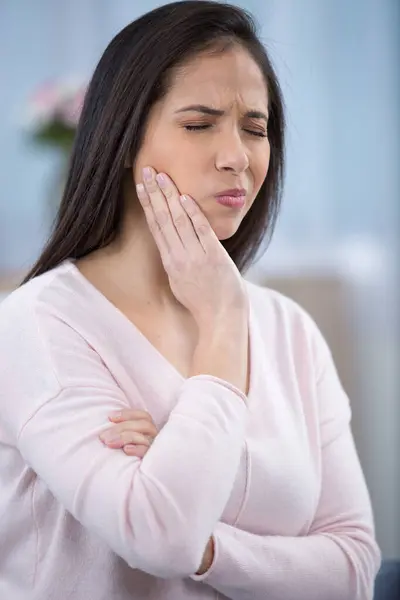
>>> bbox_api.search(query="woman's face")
[133,45,270,240]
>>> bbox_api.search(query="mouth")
[214,188,247,208]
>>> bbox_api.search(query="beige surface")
[0,273,23,292]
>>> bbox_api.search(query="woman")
[0,1,380,599]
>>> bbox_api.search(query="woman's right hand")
[102,408,216,575]
[136,167,247,328]
[100,409,158,459]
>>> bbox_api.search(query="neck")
[96,201,179,309]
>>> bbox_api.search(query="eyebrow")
[174,104,269,122]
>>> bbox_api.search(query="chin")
[211,220,242,241]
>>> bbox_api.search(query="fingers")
[136,182,170,261]
[136,167,206,253]
[137,167,183,253]
[108,409,153,423]
[123,444,150,458]
[155,173,200,248]
[100,408,158,457]
[180,194,215,251]
[100,430,152,449]
[101,418,158,441]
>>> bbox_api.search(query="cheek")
[133,143,166,184]
[251,142,271,192]
[134,136,197,193]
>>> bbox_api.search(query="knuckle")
[154,210,169,227]
[163,186,174,199]
[139,193,151,207]
[146,215,157,233]
[120,431,135,444]
[137,419,149,432]
[185,202,197,217]
[196,223,209,236]
[145,179,158,193]
[146,423,158,436]
[174,214,187,229]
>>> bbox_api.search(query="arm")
[8,313,248,580]
[191,330,381,600]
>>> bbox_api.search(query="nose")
[214,129,250,174]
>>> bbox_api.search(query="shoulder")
[244,279,331,375]
[0,260,74,316]
[245,279,321,337]
[244,281,351,438]
[0,260,97,337]
[0,262,82,350]
[0,262,102,436]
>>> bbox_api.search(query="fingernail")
[108,411,122,421]
[124,444,136,452]
[155,173,166,188]
[136,183,145,195]
[143,167,152,181]
[100,431,120,443]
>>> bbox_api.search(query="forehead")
[165,47,269,111]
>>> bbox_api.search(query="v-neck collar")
[63,259,257,396]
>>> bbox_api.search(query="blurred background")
[0,0,399,559]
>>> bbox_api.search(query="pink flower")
[25,78,87,131]
[61,87,87,126]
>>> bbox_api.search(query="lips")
[215,188,246,198]
[214,188,246,208]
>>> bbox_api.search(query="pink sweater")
[0,260,380,599]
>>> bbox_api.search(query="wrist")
[194,285,248,331]
[196,305,248,338]
[196,536,215,575]
[190,309,249,393]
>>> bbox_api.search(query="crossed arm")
[100,388,381,600]
[11,313,379,599]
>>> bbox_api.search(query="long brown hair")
[22,0,285,284]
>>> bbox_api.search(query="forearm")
[193,522,380,600]
[18,377,248,579]
[193,427,381,599]
[191,308,249,394]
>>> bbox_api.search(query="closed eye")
[184,124,210,131]
[184,124,267,137]
[246,129,268,138]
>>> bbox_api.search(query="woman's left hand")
[99,409,158,458]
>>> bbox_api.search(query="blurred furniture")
[374,560,400,600]
[0,272,22,301]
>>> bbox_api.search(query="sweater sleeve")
[191,321,381,600]
[2,307,248,580]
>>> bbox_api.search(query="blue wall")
[0,0,399,270]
